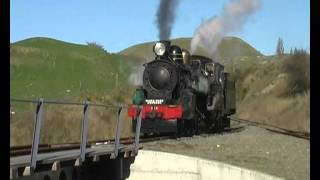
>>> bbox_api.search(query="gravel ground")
[142,124,310,180]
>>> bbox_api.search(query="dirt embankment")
[225,53,310,133]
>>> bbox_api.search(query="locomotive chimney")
[160,40,171,50]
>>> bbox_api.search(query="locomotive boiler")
[128,41,236,136]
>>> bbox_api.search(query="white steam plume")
[128,56,151,86]
[190,0,261,56]
[128,65,145,86]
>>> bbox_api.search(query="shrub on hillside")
[86,41,108,54]
[281,48,310,96]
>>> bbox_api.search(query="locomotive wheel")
[185,119,200,137]
[194,117,200,135]
[214,113,222,132]
[189,119,196,137]
[223,116,231,129]
[207,111,224,133]
[176,119,184,137]
[185,120,193,137]
[176,119,194,137]
[215,112,225,132]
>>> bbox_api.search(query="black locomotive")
[128,41,236,136]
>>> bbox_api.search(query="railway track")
[229,116,310,140]
[10,123,248,157]
[10,135,171,157]
[11,117,309,157]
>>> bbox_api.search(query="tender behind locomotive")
[128,41,236,136]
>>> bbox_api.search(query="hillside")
[119,37,262,63]
[10,37,136,100]
[10,37,309,146]
[224,53,310,133]
[10,37,137,146]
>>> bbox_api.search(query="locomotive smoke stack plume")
[190,0,261,56]
[156,0,179,40]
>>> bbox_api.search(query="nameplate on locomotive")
[145,99,164,104]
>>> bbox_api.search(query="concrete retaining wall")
[128,150,284,180]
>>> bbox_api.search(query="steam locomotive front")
[142,41,179,100]
[128,41,235,135]
[128,41,186,134]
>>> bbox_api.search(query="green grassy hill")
[10,37,136,100]
[119,37,262,63]
[10,37,138,146]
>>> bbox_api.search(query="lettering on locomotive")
[145,99,164,104]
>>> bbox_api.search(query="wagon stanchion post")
[134,106,142,155]
[113,106,123,159]
[79,101,90,163]
[30,98,44,171]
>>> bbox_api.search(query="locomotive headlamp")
[154,42,166,56]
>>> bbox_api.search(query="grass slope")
[10,37,137,146]
[11,37,135,100]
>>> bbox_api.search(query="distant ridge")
[119,36,263,63]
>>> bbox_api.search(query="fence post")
[80,101,90,162]
[113,106,123,158]
[30,98,44,170]
[134,106,142,154]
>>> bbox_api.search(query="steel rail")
[230,116,310,140]
[10,136,171,157]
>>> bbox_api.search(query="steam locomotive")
[127,41,236,136]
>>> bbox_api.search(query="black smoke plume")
[156,0,179,40]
